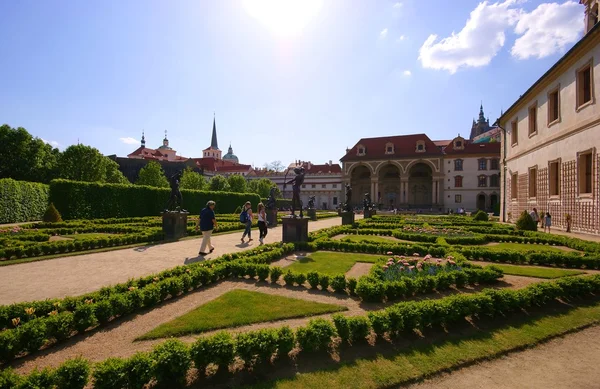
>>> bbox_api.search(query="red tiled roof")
[191,157,251,172]
[433,140,451,147]
[296,162,341,174]
[444,140,501,155]
[340,134,443,161]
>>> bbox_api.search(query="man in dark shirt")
[196,200,218,255]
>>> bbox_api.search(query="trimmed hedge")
[0,179,49,223]
[49,179,261,219]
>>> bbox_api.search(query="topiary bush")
[190,331,235,375]
[53,357,90,389]
[473,210,489,221]
[42,202,62,223]
[296,318,336,352]
[92,358,127,389]
[151,339,191,387]
[124,352,153,389]
[0,368,22,389]
[516,210,537,231]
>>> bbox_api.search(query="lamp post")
[493,119,509,223]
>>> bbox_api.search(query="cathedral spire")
[478,103,486,123]
[141,130,146,148]
[211,113,219,150]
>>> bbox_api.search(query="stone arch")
[374,160,403,176]
[408,162,433,207]
[377,163,401,210]
[476,192,487,211]
[404,159,438,175]
[346,162,375,176]
[349,164,372,208]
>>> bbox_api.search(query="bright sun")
[242,0,324,38]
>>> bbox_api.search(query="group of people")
[195,200,269,256]
[529,208,552,233]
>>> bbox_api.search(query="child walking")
[257,202,268,245]
[544,212,552,233]
[241,201,253,243]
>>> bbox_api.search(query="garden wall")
[0,179,49,224]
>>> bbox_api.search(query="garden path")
[0,217,348,305]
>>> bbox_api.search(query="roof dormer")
[357,144,366,156]
[415,140,426,153]
[385,142,395,155]
[452,135,465,150]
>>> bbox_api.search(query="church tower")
[469,103,493,140]
[203,113,222,159]
[141,130,145,148]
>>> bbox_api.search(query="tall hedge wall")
[49,180,261,219]
[0,179,49,224]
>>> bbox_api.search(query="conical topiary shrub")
[43,202,63,223]
[515,210,536,231]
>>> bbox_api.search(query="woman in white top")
[257,202,268,245]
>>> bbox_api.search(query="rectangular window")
[490,174,499,187]
[454,160,463,171]
[333,197,338,205]
[548,88,559,124]
[311,184,316,189]
[386,146,393,153]
[478,176,487,187]
[577,64,593,108]
[528,103,537,136]
[579,151,594,194]
[454,176,463,188]
[321,184,326,188]
[490,159,499,170]
[302,184,306,188]
[511,119,518,146]
[332,184,337,188]
[529,167,537,198]
[478,159,487,171]
[455,194,462,203]
[511,173,518,199]
[549,160,560,196]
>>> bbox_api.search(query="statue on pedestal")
[307,196,316,210]
[266,187,277,210]
[284,167,305,218]
[363,193,373,211]
[164,172,185,212]
[344,184,352,212]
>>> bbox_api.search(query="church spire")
[478,102,486,123]
[141,130,145,148]
[211,112,219,150]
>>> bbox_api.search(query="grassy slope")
[285,251,381,275]
[138,289,346,340]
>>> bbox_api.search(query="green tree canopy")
[57,144,113,182]
[105,159,130,184]
[180,167,207,190]
[227,174,247,193]
[247,178,277,198]
[209,174,230,192]
[0,124,59,183]
[135,161,169,187]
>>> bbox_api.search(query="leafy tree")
[227,174,247,193]
[247,178,277,198]
[105,159,130,184]
[0,124,59,183]
[135,161,169,187]
[209,175,230,192]
[57,144,112,182]
[180,167,207,190]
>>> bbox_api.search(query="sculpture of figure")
[285,167,305,218]
[344,184,352,212]
[307,196,316,209]
[363,193,372,211]
[165,172,184,212]
[266,187,277,210]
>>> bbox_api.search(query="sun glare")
[242,0,324,38]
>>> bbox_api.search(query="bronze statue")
[307,196,316,209]
[266,187,277,210]
[285,167,305,218]
[344,184,352,212]
[363,193,372,211]
[165,172,184,212]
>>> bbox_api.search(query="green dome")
[223,144,238,163]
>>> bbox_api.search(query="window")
[454,176,463,188]
[415,140,426,152]
[321,184,326,188]
[511,119,518,146]
[577,63,593,109]
[578,151,594,195]
[454,159,463,171]
[478,175,487,187]
[333,197,338,205]
[386,146,393,153]
[529,167,537,198]
[333,184,338,188]
[311,184,316,189]
[357,144,366,156]
[511,173,518,199]
[455,194,462,203]
[478,159,487,171]
[385,142,394,154]
[490,159,499,170]
[302,184,306,188]
[456,141,462,148]
[549,160,560,196]
[528,103,537,136]
[548,88,560,124]
[490,174,499,187]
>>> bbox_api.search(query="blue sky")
[0,0,584,168]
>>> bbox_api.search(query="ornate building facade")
[500,0,600,235]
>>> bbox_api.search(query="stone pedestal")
[281,216,309,243]
[364,209,375,218]
[266,209,278,228]
[162,211,189,240]
[307,208,317,221]
[341,211,355,225]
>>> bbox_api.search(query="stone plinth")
[364,209,377,218]
[266,209,278,228]
[307,208,317,221]
[341,211,355,225]
[162,211,189,240]
[281,216,309,243]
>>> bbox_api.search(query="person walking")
[241,201,253,243]
[196,200,217,256]
[544,212,552,233]
[529,208,539,227]
[257,202,268,245]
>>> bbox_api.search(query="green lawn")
[138,289,346,340]
[285,251,381,275]
[62,233,116,240]
[474,242,572,253]
[489,264,585,279]
[249,300,600,389]
[340,235,404,244]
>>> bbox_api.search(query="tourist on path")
[530,208,540,227]
[196,200,217,255]
[543,212,552,233]
[241,201,253,243]
[257,202,268,245]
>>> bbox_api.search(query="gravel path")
[0,217,346,304]
[405,325,600,389]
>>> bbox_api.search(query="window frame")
[454,175,463,188]
[511,172,518,200]
[576,59,594,111]
[490,174,500,187]
[528,166,538,199]
[490,158,499,170]
[548,158,561,198]
[577,148,595,197]
[511,118,518,147]
[478,158,487,171]
[528,101,538,137]
[454,159,463,171]
[455,194,462,203]
[478,175,487,188]
[547,85,561,127]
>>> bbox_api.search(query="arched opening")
[378,164,401,210]
[490,193,499,213]
[477,193,487,211]
[408,163,432,207]
[350,165,371,208]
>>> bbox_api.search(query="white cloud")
[418,0,521,74]
[379,28,389,39]
[403,70,412,76]
[393,2,403,8]
[397,34,406,42]
[511,1,583,59]
[41,138,60,148]
[418,1,585,73]
[119,137,139,145]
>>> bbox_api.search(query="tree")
[0,124,59,183]
[209,175,230,192]
[105,159,130,184]
[57,144,111,182]
[247,178,277,198]
[135,161,169,187]
[264,160,285,172]
[180,167,207,190]
[227,174,247,193]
